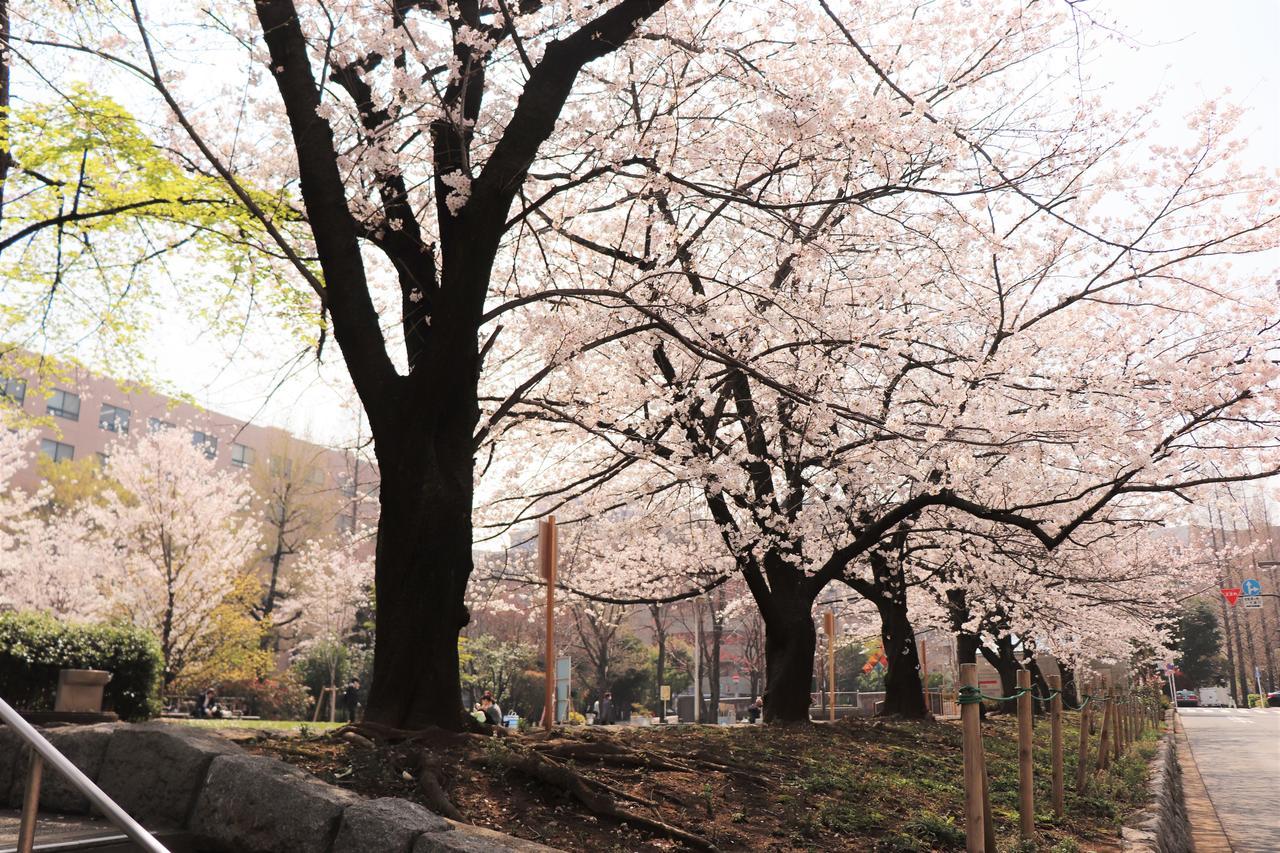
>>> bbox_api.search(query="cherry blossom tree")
[15,0,1279,729]
[78,428,260,684]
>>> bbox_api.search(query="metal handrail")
[0,696,169,853]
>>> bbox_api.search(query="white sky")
[35,0,1280,447]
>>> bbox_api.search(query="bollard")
[960,663,986,852]
[1017,668,1035,842]
[1049,674,1064,818]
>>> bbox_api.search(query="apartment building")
[1,359,377,534]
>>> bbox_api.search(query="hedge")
[0,611,163,720]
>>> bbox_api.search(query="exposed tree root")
[501,747,719,852]
[418,766,464,821]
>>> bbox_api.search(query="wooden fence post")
[960,663,986,853]
[1048,673,1064,818]
[1094,686,1112,773]
[1111,689,1123,762]
[1075,687,1091,794]
[1017,668,1035,842]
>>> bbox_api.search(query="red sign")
[1221,587,1242,606]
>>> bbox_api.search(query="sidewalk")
[1172,714,1233,853]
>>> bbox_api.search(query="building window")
[39,439,75,462]
[191,431,218,459]
[305,467,325,486]
[98,403,131,434]
[340,478,357,498]
[47,389,80,421]
[149,417,175,432]
[269,455,293,478]
[231,443,254,468]
[0,377,26,406]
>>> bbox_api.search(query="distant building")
[1,357,377,535]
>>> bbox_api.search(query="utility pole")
[693,601,703,724]
[1210,521,1241,704]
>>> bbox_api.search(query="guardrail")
[0,696,169,853]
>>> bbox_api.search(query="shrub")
[0,611,162,720]
[216,672,311,719]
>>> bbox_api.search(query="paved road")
[1177,708,1280,852]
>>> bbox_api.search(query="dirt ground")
[245,714,1153,852]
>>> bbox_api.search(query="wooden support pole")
[540,517,558,730]
[1017,668,1035,842]
[1095,687,1112,773]
[920,638,929,712]
[1111,689,1122,763]
[1075,689,1092,794]
[17,750,42,853]
[825,610,836,722]
[1048,674,1064,818]
[960,663,986,852]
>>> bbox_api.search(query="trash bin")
[55,669,112,713]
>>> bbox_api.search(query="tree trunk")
[876,595,928,718]
[651,605,667,718]
[762,605,816,723]
[364,415,475,729]
[866,550,927,718]
[1059,664,1080,708]
[981,638,1020,715]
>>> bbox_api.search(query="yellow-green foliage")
[0,87,320,374]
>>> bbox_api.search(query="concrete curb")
[1120,711,1191,853]
[0,722,560,853]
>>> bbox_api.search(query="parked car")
[1197,686,1232,708]
[1175,689,1200,707]
[1267,690,1280,708]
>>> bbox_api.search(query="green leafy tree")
[1171,599,1224,689]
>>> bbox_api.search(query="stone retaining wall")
[1121,712,1191,853]
[0,722,558,853]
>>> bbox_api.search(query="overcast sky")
[73,1,1280,446]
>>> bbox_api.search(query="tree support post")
[1017,668,1034,843]
[1048,673,1064,818]
[1075,690,1091,794]
[960,663,985,852]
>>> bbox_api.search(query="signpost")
[1244,597,1263,609]
[540,517,558,729]
[1242,578,1262,597]
[1221,587,1242,606]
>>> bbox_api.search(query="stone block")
[414,822,561,853]
[97,722,240,827]
[333,797,450,853]
[42,723,122,813]
[190,752,361,853]
[0,725,28,807]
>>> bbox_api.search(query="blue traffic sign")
[1242,578,1262,597]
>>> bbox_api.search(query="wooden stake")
[1075,687,1091,794]
[920,638,930,712]
[1111,689,1122,763]
[1049,673,1064,818]
[1094,687,1112,773]
[1017,668,1035,842]
[824,610,836,722]
[960,663,986,852]
[540,516,558,730]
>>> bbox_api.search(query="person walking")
[597,691,615,725]
[341,678,361,723]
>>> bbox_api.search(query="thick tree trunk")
[364,407,475,730]
[877,596,928,718]
[1059,664,1080,708]
[762,605,817,723]
[981,639,1020,715]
